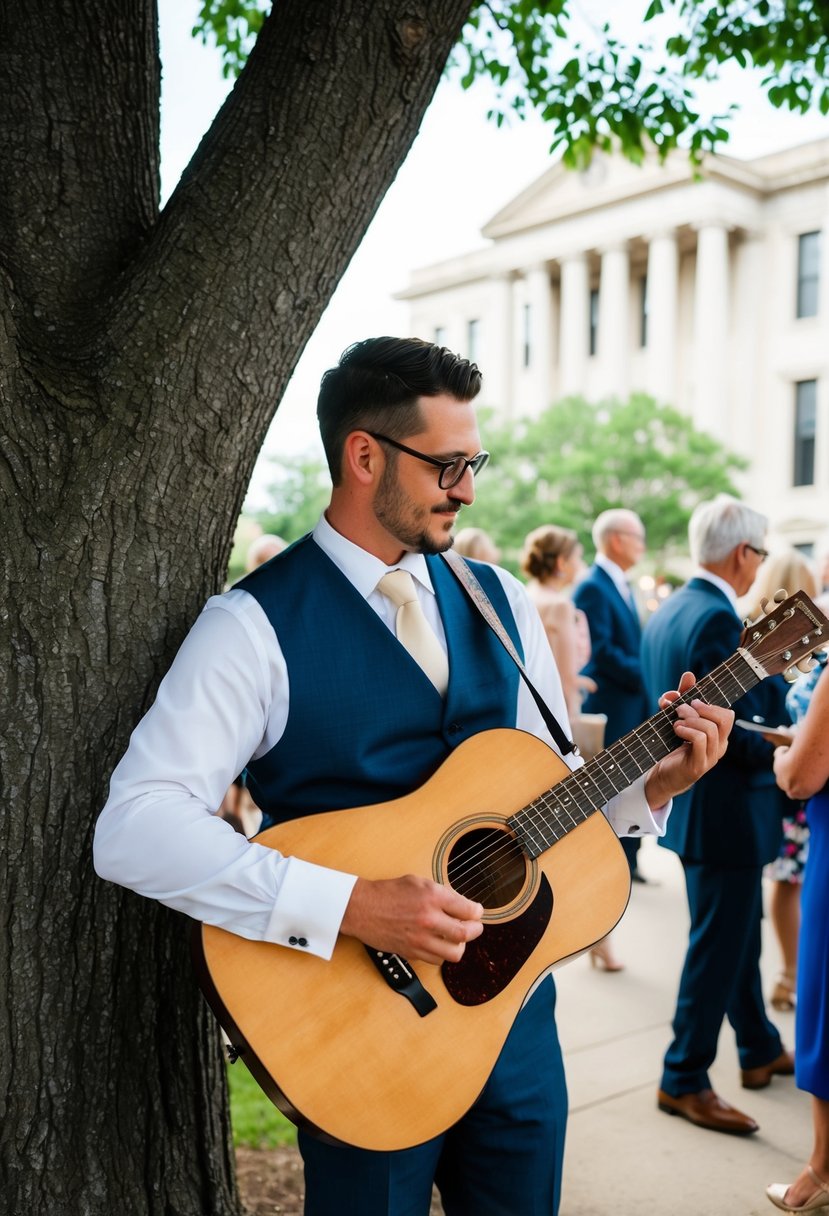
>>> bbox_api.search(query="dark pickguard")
[442,876,554,1006]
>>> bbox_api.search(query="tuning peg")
[783,667,800,684]
[760,597,770,613]
[773,588,788,603]
[797,656,817,674]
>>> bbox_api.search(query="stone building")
[396,139,829,557]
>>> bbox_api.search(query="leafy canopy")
[232,451,332,582]
[195,1,829,166]
[457,393,748,569]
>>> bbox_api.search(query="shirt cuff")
[605,775,672,838]
[264,856,358,960]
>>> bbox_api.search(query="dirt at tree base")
[237,1147,305,1215]
[236,1146,443,1214]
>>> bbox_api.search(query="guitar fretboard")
[509,650,760,860]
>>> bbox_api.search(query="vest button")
[448,722,461,735]
[297,937,308,948]
[288,935,298,945]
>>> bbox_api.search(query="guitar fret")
[511,651,767,859]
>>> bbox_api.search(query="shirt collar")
[312,513,436,599]
[694,567,739,613]
[595,552,630,599]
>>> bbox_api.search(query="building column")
[692,223,730,437]
[483,273,513,411]
[559,253,589,397]
[646,231,679,404]
[598,244,630,399]
[525,262,553,414]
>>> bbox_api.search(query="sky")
[158,2,829,507]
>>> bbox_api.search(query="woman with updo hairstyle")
[520,525,596,720]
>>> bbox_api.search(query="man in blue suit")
[642,494,793,1137]
[95,339,735,1215]
[574,508,651,880]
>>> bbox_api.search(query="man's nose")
[449,466,476,505]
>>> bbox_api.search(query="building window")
[793,379,817,487]
[467,318,480,365]
[589,288,599,356]
[797,232,820,319]
[639,276,648,348]
[434,326,447,346]
[522,303,531,368]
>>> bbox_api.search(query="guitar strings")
[448,667,741,900]
[442,646,781,902]
[443,628,822,902]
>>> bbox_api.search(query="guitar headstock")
[740,589,829,682]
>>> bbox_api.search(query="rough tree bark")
[0,1,474,1211]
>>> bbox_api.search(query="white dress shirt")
[94,515,668,959]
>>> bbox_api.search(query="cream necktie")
[377,569,449,696]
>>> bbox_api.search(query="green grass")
[228,1062,297,1149]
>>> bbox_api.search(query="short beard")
[374,464,459,555]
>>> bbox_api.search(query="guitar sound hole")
[446,827,527,910]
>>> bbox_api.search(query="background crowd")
[231,493,829,1214]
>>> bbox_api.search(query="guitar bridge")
[364,947,437,1017]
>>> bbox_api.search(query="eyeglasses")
[613,530,646,543]
[367,432,490,490]
[746,544,769,562]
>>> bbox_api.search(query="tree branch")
[101,0,474,462]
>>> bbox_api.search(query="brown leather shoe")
[657,1088,759,1135]
[741,1049,795,1090]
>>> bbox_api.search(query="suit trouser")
[620,835,641,874]
[299,977,567,1216]
[660,860,783,1095]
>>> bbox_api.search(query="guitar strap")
[441,549,577,756]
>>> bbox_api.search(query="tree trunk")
[0,1,474,1210]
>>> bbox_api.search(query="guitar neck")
[510,648,761,860]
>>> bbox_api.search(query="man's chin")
[419,536,454,556]
[418,526,457,556]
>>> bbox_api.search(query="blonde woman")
[453,526,500,564]
[743,549,820,1013]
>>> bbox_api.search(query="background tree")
[462,394,747,567]
[227,453,331,581]
[253,455,333,549]
[1,1,824,1213]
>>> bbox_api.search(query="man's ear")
[342,431,381,486]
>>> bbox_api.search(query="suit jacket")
[641,576,788,867]
[574,563,650,743]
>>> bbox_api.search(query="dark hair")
[316,336,482,483]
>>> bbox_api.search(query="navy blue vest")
[236,536,523,823]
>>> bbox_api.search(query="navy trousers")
[660,860,783,1095]
[299,977,568,1216]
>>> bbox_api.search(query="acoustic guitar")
[193,590,827,1151]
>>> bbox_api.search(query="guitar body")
[194,728,631,1150]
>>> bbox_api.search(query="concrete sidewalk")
[554,837,807,1216]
